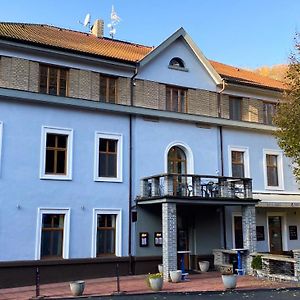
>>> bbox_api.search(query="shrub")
[251,255,262,270]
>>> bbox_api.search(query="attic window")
[168,57,188,72]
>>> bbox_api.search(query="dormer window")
[168,57,187,71]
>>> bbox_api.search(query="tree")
[274,34,300,182]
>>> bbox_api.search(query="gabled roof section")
[210,60,285,91]
[138,27,223,85]
[0,22,152,63]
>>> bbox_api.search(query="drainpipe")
[128,66,139,275]
[217,79,227,249]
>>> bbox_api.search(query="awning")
[254,193,300,208]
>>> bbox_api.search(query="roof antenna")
[78,13,91,31]
[107,5,121,39]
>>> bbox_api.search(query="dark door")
[268,216,283,254]
[234,216,243,249]
[177,215,189,270]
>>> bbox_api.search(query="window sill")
[94,177,123,183]
[265,186,284,191]
[168,65,189,72]
[40,174,72,181]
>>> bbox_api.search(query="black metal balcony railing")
[140,173,253,199]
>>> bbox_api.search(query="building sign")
[256,226,265,241]
[154,232,163,246]
[289,225,298,240]
[139,232,149,247]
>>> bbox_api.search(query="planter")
[149,276,163,291]
[221,274,237,289]
[199,260,210,272]
[158,264,163,273]
[169,270,182,283]
[70,280,85,296]
[256,269,264,278]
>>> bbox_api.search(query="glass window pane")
[59,69,67,96]
[39,66,48,94]
[108,140,117,152]
[107,154,117,177]
[100,77,107,102]
[180,91,185,112]
[46,133,56,147]
[45,150,55,173]
[99,154,107,177]
[56,151,66,174]
[172,90,178,112]
[57,135,67,148]
[166,88,171,111]
[49,68,58,95]
[108,78,116,103]
[99,139,107,152]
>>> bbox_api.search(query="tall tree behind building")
[273,34,300,181]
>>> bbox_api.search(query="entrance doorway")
[177,214,189,270]
[268,216,283,254]
[167,146,187,196]
[233,216,243,249]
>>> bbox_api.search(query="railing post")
[244,179,253,198]
[193,176,201,197]
[140,179,149,198]
[164,174,173,196]
[152,177,159,197]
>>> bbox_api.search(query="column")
[162,202,177,281]
[292,250,300,280]
[242,205,257,274]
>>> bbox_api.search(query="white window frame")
[228,146,250,178]
[0,121,3,175]
[35,208,70,260]
[263,149,284,190]
[40,126,73,180]
[94,132,123,182]
[91,208,122,257]
[266,212,288,252]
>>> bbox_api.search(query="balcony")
[138,173,254,204]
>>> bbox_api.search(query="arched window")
[169,57,185,69]
[167,146,187,174]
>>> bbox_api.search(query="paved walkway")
[0,272,299,300]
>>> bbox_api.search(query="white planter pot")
[199,261,210,272]
[170,270,182,283]
[158,264,163,273]
[70,280,85,296]
[149,277,163,291]
[221,274,237,289]
[256,269,264,278]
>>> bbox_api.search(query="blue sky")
[1,0,299,68]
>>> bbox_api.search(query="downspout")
[128,65,138,275]
[217,79,227,249]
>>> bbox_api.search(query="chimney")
[91,19,104,38]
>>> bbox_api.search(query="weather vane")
[107,5,121,39]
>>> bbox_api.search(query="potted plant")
[158,263,163,273]
[169,270,182,283]
[69,280,85,296]
[220,266,237,289]
[199,260,210,272]
[147,273,163,291]
[251,255,263,277]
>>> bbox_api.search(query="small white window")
[228,146,250,178]
[263,149,284,190]
[0,121,3,175]
[40,126,73,180]
[35,208,70,260]
[91,209,122,257]
[94,132,122,182]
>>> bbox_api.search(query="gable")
[137,37,218,92]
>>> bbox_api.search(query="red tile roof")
[0,22,284,91]
[0,22,152,63]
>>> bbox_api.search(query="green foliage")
[220,265,233,275]
[146,272,162,288]
[251,255,262,270]
[274,33,300,182]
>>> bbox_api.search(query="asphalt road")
[66,288,300,300]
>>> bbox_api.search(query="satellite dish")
[83,13,91,27]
